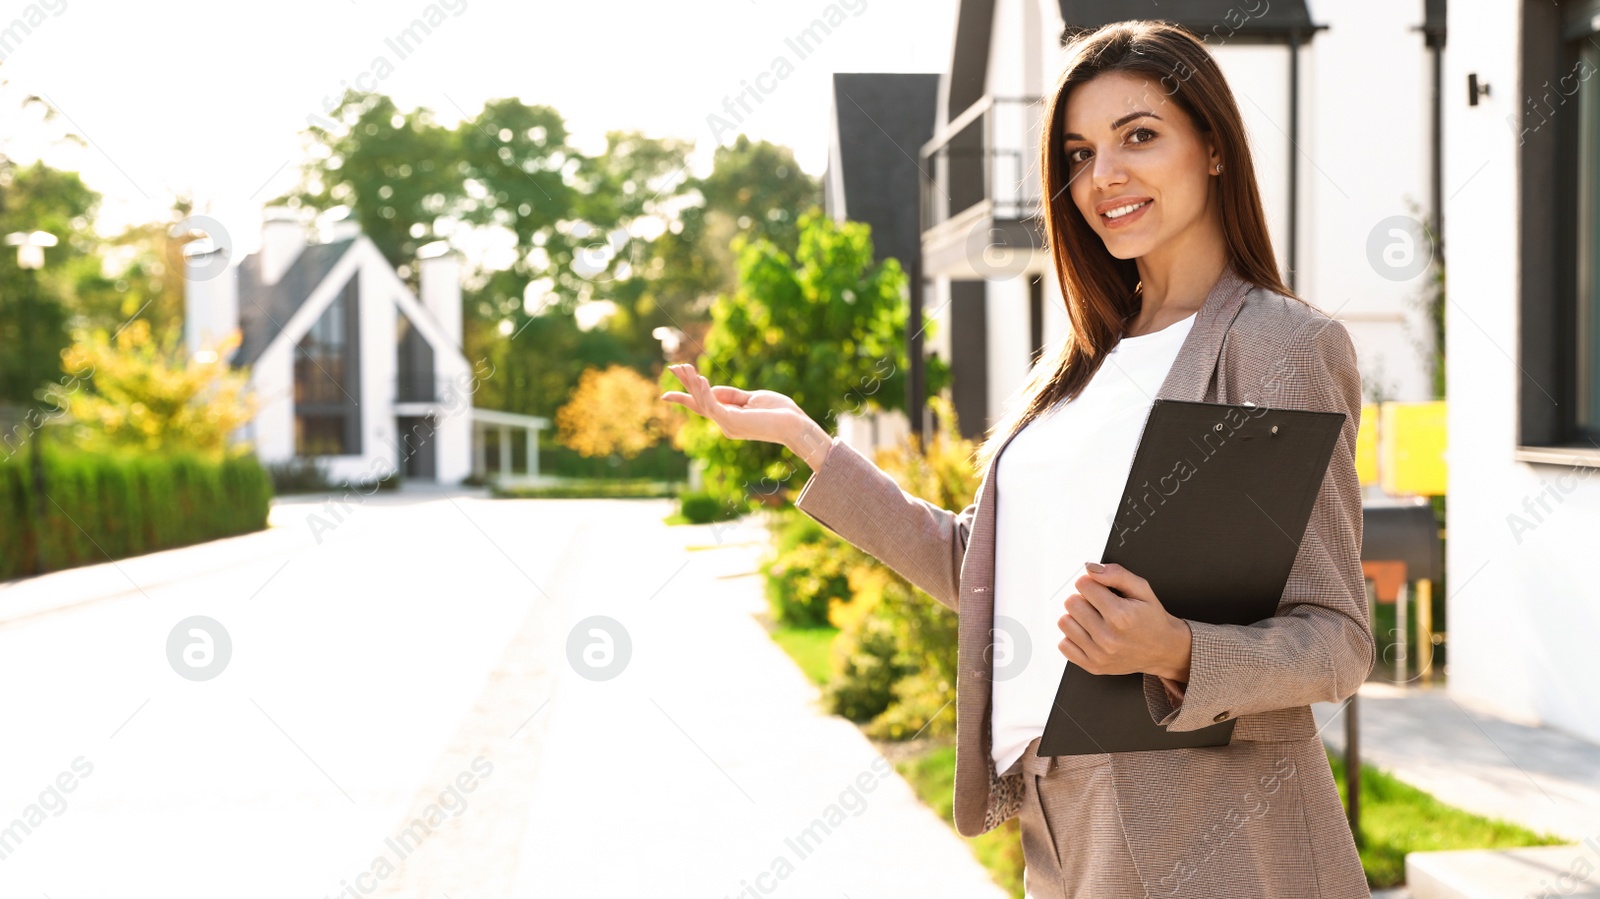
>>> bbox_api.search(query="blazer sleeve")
[791,436,974,613]
[1142,316,1377,731]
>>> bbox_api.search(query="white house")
[184,208,548,487]
[1442,0,1600,744]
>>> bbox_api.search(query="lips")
[1097,197,1152,228]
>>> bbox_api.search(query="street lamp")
[7,230,58,268]
[6,230,58,576]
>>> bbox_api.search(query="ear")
[1206,139,1223,175]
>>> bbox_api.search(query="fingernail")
[1085,561,1105,573]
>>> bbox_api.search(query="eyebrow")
[1064,111,1163,141]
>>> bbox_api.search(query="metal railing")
[920,95,1045,233]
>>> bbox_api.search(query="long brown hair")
[972,20,1305,472]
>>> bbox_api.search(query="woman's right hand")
[660,362,832,469]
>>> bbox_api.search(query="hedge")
[0,449,273,580]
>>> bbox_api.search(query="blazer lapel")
[1153,262,1254,404]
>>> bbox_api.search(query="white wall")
[1444,0,1600,743]
[1299,0,1439,402]
[985,273,1033,429]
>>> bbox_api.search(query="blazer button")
[1213,711,1231,722]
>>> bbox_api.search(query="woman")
[663,20,1373,899]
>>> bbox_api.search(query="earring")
[1214,163,1225,174]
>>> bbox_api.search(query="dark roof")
[233,238,357,367]
[826,73,940,274]
[1057,0,1319,41]
[943,0,1321,110]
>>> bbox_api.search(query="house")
[822,72,941,448]
[183,207,548,487]
[825,0,1444,454]
[1444,0,1600,744]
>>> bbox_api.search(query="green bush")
[763,397,972,740]
[539,436,691,481]
[265,458,333,495]
[825,601,915,721]
[678,489,744,523]
[0,448,273,580]
[494,478,679,499]
[762,539,852,628]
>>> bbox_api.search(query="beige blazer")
[793,263,1374,893]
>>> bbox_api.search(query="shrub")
[762,538,853,628]
[763,396,976,739]
[265,458,333,495]
[494,479,678,499]
[678,489,744,523]
[0,448,272,580]
[826,598,914,721]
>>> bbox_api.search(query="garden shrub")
[765,396,977,739]
[679,489,743,524]
[0,449,273,580]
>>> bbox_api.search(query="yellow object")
[1416,578,1434,684]
[1356,402,1379,486]
[1379,401,1448,496]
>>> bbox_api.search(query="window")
[1577,35,1600,439]
[1517,1,1600,455]
[295,415,347,456]
[396,309,436,402]
[294,276,362,455]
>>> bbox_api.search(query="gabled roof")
[233,238,357,367]
[827,73,940,272]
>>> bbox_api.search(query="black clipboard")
[1036,398,1346,756]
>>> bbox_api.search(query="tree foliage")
[57,320,255,458]
[0,159,97,407]
[555,364,685,459]
[281,93,823,428]
[676,209,949,509]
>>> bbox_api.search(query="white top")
[989,310,1198,775]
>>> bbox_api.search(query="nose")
[1090,149,1126,192]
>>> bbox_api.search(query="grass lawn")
[769,625,837,686]
[1327,748,1567,888]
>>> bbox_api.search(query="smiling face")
[1061,71,1221,261]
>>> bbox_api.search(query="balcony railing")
[920,95,1045,234]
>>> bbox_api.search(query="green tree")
[283,91,462,276]
[631,136,820,340]
[0,159,98,408]
[677,209,948,510]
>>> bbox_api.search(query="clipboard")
[1036,398,1347,756]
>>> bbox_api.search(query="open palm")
[660,362,804,446]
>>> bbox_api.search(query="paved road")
[0,489,1005,898]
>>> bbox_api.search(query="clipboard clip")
[1238,400,1280,436]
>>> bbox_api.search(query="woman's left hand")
[1058,561,1193,682]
